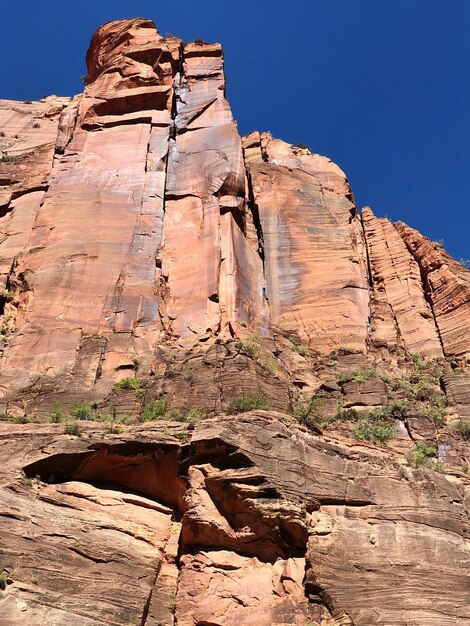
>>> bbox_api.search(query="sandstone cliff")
[0,18,469,626]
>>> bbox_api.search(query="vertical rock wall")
[0,17,469,401]
[243,131,370,352]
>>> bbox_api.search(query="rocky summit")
[0,18,469,626]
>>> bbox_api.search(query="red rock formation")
[394,221,470,355]
[0,19,469,626]
[362,207,443,357]
[244,131,370,352]
[1,18,469,402]
[1,414,468,626]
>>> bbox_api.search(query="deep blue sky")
[2,0,469,260]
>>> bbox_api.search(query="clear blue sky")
[2,0,469,260]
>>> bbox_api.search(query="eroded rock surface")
[1,17,470,626]
[0,414,468,626]
[0,18,468,406]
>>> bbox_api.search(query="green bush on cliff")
[236,332,277,373]
[0,154,18,163]
[71,403,95,420]
[352,418,394,442]
[228,394,271,414]
[113,377,141,391]
[455,421,470,440]
[48,403,66,423]
[140,399,169,422]
[405,442,442,471]
[63,420,81,436]
[293,395,324,428]
[338,368,377,384]
[184,408,203,424]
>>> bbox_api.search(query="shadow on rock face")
[23,441,183,509]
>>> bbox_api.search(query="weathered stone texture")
[1,415,468,626]
[362,207,443,357]
[395,221,470,356]
[243,132,370,352]
[1,18,470,625]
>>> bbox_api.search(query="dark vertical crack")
[244,169,265,264]
[358,210,374,290]
[139,551,165,626]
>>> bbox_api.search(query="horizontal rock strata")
[0,18,469,626]
[1,414,468,626]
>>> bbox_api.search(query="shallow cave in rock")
[23,441,183,509]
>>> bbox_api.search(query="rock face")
[243,132,370,352]
[1,415,469,626]
[394,221,470,356]
[0,17,469,626]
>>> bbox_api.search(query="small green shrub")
[331,346,356,357]
[0,572,7,590]
[0,154,17,163]
[81,74,90,85]
[334,406,359,421]
[352,418,394,442]
[293,142,311,151]
[185,408,203,424]
[64,420,81,436]
[135,388,145,400]
[293,395,324,427]
[96,363,103,379]
[183,369,196,385]
[339,368,378,384]
[101,408,129,433]
[427,406,447,427]
[113,377,141,390]
[236,332,277,372]
[48,402,66,423]
[71,403,95,420]
[409,353,430,371]
[236,332,261,358]
[228,394,271,414]
[384,400,411,417]
[288,335,308,356]
[32,122,40,128]
[140,399,169,422]
[455,421,470,440]
[405,442,442,470]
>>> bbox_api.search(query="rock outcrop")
[1,414,469,626]
[0,17,469,626]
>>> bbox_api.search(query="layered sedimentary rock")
[1,415,468,626]
[362,207,443,357]
[395,221,470,355]
[0,18,470,626]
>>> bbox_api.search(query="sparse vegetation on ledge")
[228,394,271,414]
